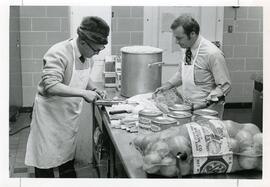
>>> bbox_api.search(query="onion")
[144,142,155,155]
[253,133,263,145]
[235,130,253,151]
[133,134,145,148]
[166,135,192,157]
[256,157,262,170]
[150,140,170,158]
[141,134,160,151]
[159,127,180,141]
[178,125,190,140]
[253,133,263,155]
[228,138,240,153]
[242,123,261,136]
[160,165,178,177]
[143,164,160,174]
[143,152,162,164]
[238,147,258,170]
[231,155,241,173]
[178,160,191,176]
[223,120,243,138]
[160,156,177,177]
[143,152,162,174]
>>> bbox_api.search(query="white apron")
[25,39,91,168]
[181,39,209,106]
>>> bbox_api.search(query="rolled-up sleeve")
[209,52,231,96]
[41,51,66,91]
[168,63,183,87]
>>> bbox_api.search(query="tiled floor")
[9,108,254,178]
[9,113,98,178]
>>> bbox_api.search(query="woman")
[25,16,110,178]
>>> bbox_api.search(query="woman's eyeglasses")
[85,41,105,54]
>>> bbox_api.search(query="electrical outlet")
[228,25,233,33]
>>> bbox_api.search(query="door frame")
[143,7,224,49]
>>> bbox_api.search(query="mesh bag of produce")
[133,119,262,177]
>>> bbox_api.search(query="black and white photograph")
[1,1,269,187]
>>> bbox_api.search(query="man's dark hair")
[170,15,200,38]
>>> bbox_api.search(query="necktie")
[185,48,192,65]
[79,56,85,63]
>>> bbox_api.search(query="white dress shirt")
[168,35,231,97]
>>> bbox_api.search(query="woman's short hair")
[77,16,110,45]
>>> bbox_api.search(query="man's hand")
[206,88,224,102]
[82,90,102,103]
[155,82,174,94]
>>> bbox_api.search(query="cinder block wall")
[19,6,70,106]
[17,6,262,106]
[222,7,263,103]
[111,6,144,55]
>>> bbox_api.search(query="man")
[156,15,231,109]
[25,16,110,178]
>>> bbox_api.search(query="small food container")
[167,111,192,125]
[151,116,178,130]
[168,104,192,112]
[150,124,162,132]
[139,109,163,123]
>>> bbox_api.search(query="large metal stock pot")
[120,46,163,97]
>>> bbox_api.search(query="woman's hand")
[82,90,102,103]
[95,89,107,99]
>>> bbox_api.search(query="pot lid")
[152,116,177,125]
[193,109,218,116]
[196,115,220,120]
[120,45,163,54]
[167,111,192,119]
[168,104,192,111]
[139,109,163,117]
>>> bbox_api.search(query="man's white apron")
[181,39,209,106]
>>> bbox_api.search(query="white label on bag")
[186,120,233,174]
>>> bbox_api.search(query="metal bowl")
[167,111,192,119]
[138,109,163,117]
[193,108,218,116]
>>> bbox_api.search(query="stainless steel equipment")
[120,46,163,97]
